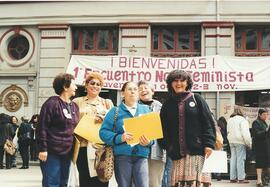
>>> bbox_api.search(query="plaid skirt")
[170,154,211,187]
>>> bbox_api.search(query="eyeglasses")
[88,80,101,87]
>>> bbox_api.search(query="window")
[151,26,201,57]
[235,26,270,56]
[8,35,29,60]
[72,27,118,55]
[0,27,34,67]
[236,90,270,107]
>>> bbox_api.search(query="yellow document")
[72,136,80,164]
[74,114,103,144]
[123,112,163,145]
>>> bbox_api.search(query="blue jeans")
[40,153,71,187]
[114,155,149,187]
[162,157,173,187]
[229,143,247,180]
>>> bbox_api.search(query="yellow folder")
[74,114,104,144]
[123,112,163,145]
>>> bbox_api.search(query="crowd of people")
[0,113,39,169]
[1,70,270,187]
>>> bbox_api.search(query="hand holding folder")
[123,112,163,145]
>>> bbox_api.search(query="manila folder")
[124,112,163,145]
[74,114,103,144]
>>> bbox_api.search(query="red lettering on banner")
[217,84,236,90]
[246,72,254,81]
[116,57,210,70]
[192,84,209,90]
[119,57,127,67]
[73,67,79,78]
[155,70,169,82]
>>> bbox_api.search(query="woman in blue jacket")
[100,81,152,187]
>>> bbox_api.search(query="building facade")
[0,1,270,119]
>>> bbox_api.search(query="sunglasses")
[88,80,101,87]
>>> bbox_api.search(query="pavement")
[0,165,258,187]
[0,152,259,187]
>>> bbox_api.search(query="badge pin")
[189,101,195,107]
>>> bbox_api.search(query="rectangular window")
[235,26,270,56]
[151,26,201,57]
[72,26,118,55]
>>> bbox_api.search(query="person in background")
[227,108,252,184]
[36,73,80,187]
[158,70,216,187]
[29,114,39,161]
[73,72,113,187]
[0,113,14,169]
[217,116,229,156]
[213,116,228,181]
[138,80,166,187]
[100,81,152,187]
[252,108,270,187]
[17,116,32,169]
[10,115,19,167]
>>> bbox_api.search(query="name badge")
[189,101,195,107]
[63,108,72,119]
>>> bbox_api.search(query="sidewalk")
[212,179,257,187]
[14,151,39,167]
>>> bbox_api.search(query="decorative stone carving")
[0,85,28,112]
[3,92,22,112]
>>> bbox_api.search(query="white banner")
[66,55,270,92]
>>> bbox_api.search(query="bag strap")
[192,93,197,105]
[112,107,119,132]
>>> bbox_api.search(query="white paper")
[67,162,79,187]
[202,150,227,173]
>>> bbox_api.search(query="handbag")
[94,107,118,182]
[4,139,16,155]
[214,124,224,150]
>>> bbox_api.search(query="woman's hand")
[204,147,213,159]
[94,116,103,124]
[122,132,133,142]
[139,135,150,146]
[39,151,48,162]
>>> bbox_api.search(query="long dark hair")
[29,114,39,124]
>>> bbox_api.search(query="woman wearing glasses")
[73,72,113,187]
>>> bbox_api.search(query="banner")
[66,55,270,92]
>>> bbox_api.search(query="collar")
[83,96,102,104]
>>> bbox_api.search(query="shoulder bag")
[4,139,16,155]
[94,107,118,182]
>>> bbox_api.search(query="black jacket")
[158,93,216,160]
[0,114,14,146]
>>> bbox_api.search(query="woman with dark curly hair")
[158,70,216,187]
[37,73,80,187]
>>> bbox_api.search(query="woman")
[73,72,113,187]
[100,81,152,187]
[158,70,216,187]
[138,80,165,187]
[252,108,270,187]
[29,114,39,161]
[214,116,229,181]
[0,113,14,169]
[227,108,252,183]
[10,116,18,167]
[17,116,31,169]
[36,73,80,187]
